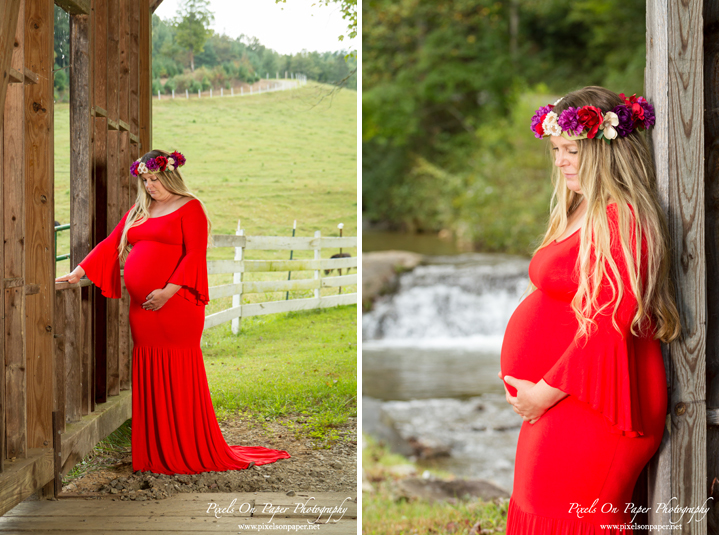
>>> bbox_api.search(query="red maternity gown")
[79,198,291,474]
[500,203,667,533]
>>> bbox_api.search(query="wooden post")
[704,1,719,531]
[117,0,131,394]
[92,0,108,409]
[105,0,121,398]
[646,1,707,533]
[69,12,92,266]
[139,0,151,152]
[24,0,55,453]
[314,231,321,301]
[53,291,66,429]
[231,222,244,335]
[0,0,22,125]
[3,0,25,470]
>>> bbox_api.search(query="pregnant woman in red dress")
[56,149,290,475]
[499,87,680,533]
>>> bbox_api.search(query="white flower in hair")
[167,157,176,172]
[137,162,149,175]
[600,111,619,140]
[542,111,562,136]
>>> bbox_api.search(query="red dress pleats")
[80,199,290,474]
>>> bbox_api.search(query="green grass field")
[53,83,358,445]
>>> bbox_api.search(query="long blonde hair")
[535,86,680,343]
[117,149,214,263]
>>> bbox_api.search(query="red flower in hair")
[620,93,646,128]
[577,106,604,139]
[155,156,168,172]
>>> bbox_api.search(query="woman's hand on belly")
[500,372,568,424]
[142,283,182,311]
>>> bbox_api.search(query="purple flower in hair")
[531,105,554,138]
[146,158,160,171]
[638,99,655,129]
[557,107,584,136]
[130,161,140,176]
[611,104,634,137]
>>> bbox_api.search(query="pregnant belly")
[123,241,182,303]
[500,290,577,396]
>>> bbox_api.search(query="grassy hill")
[52,82,358,441]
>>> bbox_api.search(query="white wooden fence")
[203,224,357,332]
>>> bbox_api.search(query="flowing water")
[362,252,531,492]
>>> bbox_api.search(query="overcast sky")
[154,0,355,56]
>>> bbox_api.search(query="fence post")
[241,86,243,96]
[157,89,161,100]
[210,88,213,98]
[198,89,201,98]
[231,221,244,335]
[186,89,188,99]
[172,89,175,99]
[314,230,321,303]
[231,87,234,96]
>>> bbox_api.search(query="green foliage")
[174,0,215,71]
[53,65,68,93]
[363,0,649,254]
[163,77,178,94]
[151,78,162,96]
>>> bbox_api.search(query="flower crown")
[130,151,186,177]
[531,93,655,143]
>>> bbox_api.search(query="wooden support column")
[704,1,719,532]
[105,0,121,398]
[139,0,151,152]
[3,0,26,468]
[24,0,55,452]
[117,0,130,393]
[646,1,707,533]
[0,0,22,125]
[92,0,108,407]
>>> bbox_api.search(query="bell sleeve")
[78,205,135,299]
[542,204,646,437]
[167,201,210,306]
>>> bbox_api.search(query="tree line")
[52,1,356,101]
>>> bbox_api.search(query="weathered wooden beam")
[0,448,53,517]
[25,0,55,457]
[704,1,719,531]
[22,66,37,84]
[646,1,706,533]
[129,132,139,144]
[92,0,108,411]
[117,0,130,392]
[54,0,89,15]
[7,67,23,83]
[58,391,131,477]
[3,0,26,474]
[0,0,22,124]
[139,0,151,152]
[106,0,121,398]
[69,13,92,268]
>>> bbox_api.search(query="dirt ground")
[58,414,357,502]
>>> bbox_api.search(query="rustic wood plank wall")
[24,0,55,453]
[646,1,707,533]
[3,0,26,467]
[704,0,719,532]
